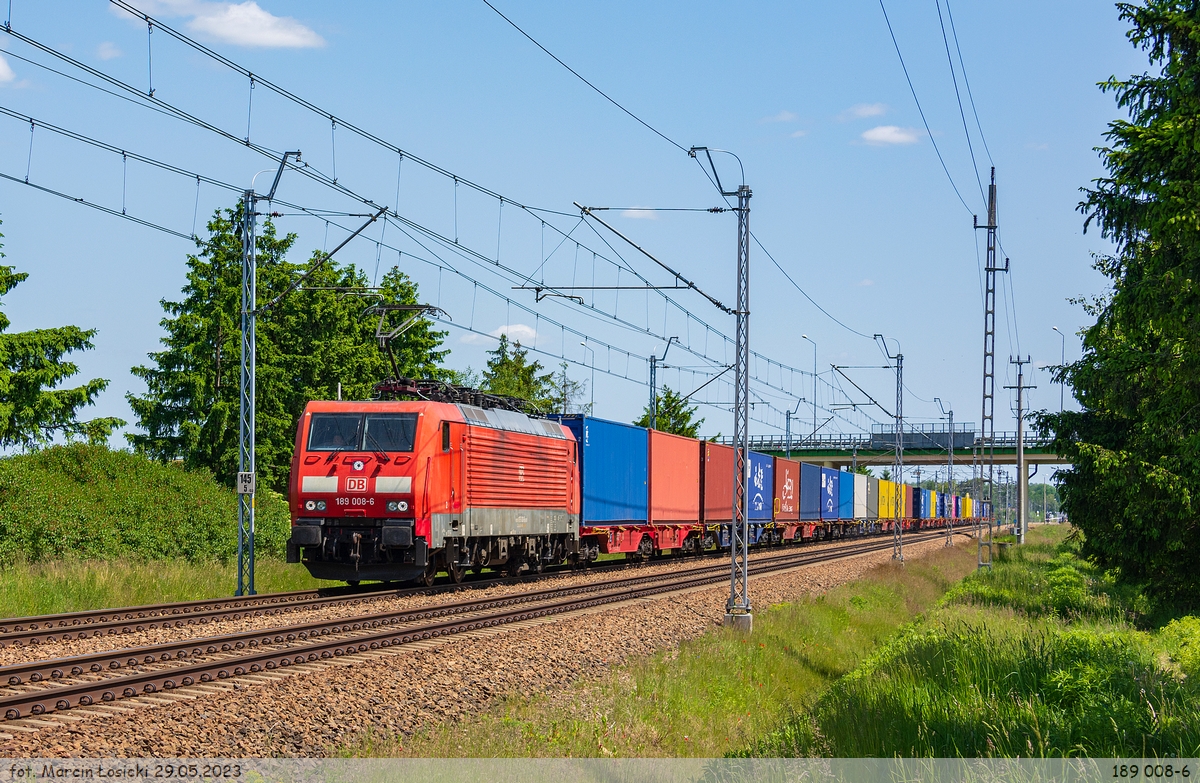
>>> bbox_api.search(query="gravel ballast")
[0,536,958,757]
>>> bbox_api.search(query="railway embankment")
[0,534,956,757]
[350,533,978,758]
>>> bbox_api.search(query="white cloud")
[189,2,324,48]
[861,125,921,146]
[760,110,798,124]
[841,103,887,120]
[121,1,323,49]
[790,129,807,138]
[857,278,874,287]
[620,208,657,220]
[97,42,122,60]
[461,323,540,346]
[0,55,13,84]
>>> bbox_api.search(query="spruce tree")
[634,386,704,438]
[481,334,554,410]
[128,203,446,491]
[1042,0,1200,609]
[0,225,123,448]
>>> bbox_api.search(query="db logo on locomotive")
[345,477,368,492]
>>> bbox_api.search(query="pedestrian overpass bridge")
[717,423,1066,471]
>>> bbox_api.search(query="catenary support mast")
[727,184,752,631]
[974,167,1006,568]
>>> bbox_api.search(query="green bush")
[0,444,290,563]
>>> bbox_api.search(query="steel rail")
[0,527,897,645]
[0,534,930,686]
[0,554,660,646]
[0,531,965,720]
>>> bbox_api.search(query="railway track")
[0,527,921,648]
[0,530,962,722]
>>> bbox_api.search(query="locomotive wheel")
[505,558,522,578]
[414,560,437,588]
[447,558,466,584]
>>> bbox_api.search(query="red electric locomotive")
[286,399,579,585]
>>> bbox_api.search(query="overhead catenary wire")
[876,0,976,215]
[1,12,891,432]
[935,0,986,205]
[1,22,839,410]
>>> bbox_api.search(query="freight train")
[286,399,988,585]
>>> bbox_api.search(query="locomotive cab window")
[307,414,362,451]
[442,422,451,451]
[308,413,418,452]
[364,413,418,452]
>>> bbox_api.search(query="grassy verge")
[748,525,1200,757]
[0,557,326,618]
[343,537,980,757]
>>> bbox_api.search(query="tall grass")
[0,444,291,563]
[749,526,1200,757]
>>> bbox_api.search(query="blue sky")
[0,1,1144,469]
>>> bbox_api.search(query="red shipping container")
[701,441,734,523]
[649,430,701,524]
[774,457,800,521]
[904,485,913,519]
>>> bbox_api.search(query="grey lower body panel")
[431,508,578,549]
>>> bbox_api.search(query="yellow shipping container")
[963,495,973,518]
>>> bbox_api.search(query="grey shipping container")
[866,476,879,519]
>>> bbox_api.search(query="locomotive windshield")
[363,414,418,452]
[307,412,418,452]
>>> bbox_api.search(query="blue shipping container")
[747,451,774,521]
[800,463,821,520]
[937,492,946,518]
[838,471,854,520]
[820,468,839,520]
[913,488,924,520]
[550,415,648,525]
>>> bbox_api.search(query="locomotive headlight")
[316,500,327,511]
[386,500,409,512]
[304,500,316,511]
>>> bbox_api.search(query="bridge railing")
[712,431,1054,452]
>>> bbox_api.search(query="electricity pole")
[649,336,677,430]
[1053,326,1066,413]
[727,183,752,630]
[935,397,954,547]
[1006,356,1035,544]
[876,335,903,562]
[237,150,300,597]
[974,167,1007,569]
[802,334,816,440]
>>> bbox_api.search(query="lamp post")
[801,334,816,440]
[1052,326,1066,413]
[580,341,595,415]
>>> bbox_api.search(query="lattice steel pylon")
[726,184,753,632]
[974,167,1006,569]
[236,189,257,597]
